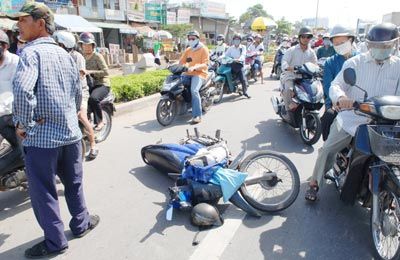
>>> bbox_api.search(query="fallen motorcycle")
[141,129,300,217]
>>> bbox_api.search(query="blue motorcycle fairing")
[229,191,261,217]
[354,124,373,156]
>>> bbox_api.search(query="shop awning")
[0,17,17,31]
[131,23,155,37]
[54,14,102,33]
[92,22,137,34]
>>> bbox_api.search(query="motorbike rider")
[210,34,227,59]
[270,37,290,77]
[316,33,336,59]
[320,25,357,141]
[357,33,369,54]
[179,30,210,124]
[305,23,400,202]
[223,33,250,98]
[0,30,22,178]
[54,31,99,159]
[246,35,254,49]
[247,34,264,83]
[78,32,110,131]
[281,27,317,112]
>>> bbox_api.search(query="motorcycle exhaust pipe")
[270,96,281,114]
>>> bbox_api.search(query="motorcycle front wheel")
[156,99,177,126]
[239,151,300,212]
[371,190,400,260]
[95,109,112,143]
[300,112,322,146]
[213,82,225,104]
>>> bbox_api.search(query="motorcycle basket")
[368,125,400,165]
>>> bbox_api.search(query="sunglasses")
[188,37,197,41]
[300,35,313,39]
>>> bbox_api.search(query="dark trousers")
[24,142,89,251]
[89,85,110,124]
[321,108,338,141]
[231,62,248,94]
[0,115,24,174]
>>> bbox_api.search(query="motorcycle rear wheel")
[239,151,300,212]
[95,109,112,143]
[371,190,400,260]
[300,112,322,146]
[156,99,177,126]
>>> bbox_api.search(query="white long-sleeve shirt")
[224,44,246,63]
[330,52,400,136]
[281,44,317,82]
[0,51,19,117]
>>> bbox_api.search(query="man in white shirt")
[281,27,317,112]
[211,34,227,58]
[305,23,400,202]
[0,30,21,173]
[224,33,250,98]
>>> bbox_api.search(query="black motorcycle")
[325,68,400,260]
[271,62,324,145]
[87,92,115,143]
[156,64,216,126]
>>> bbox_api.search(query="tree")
[161,24,194,39]
[276,18,293,36]
[293,21,304,34]
[239,4,273,25]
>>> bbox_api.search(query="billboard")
[145,3,165,23]
[0,0,26,13]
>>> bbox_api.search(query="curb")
[114,93,160,117]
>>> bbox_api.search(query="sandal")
[305,185,319,202]
[94,123,105,131]
[87,148,99,160]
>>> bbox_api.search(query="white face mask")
[188,39,199,48]
[333,40,352,56]
[217,40,223,45]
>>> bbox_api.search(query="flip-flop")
[305,186,319,202]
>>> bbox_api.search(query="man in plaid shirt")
[8,3,99,258]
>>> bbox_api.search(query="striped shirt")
[13,37,82,148]
[281,44,317,82]
[330,52,400,136]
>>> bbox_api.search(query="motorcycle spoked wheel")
[213,82,225,104]
[94,109,112,143]
[300,112,322,146]
[156,99,177,126]
[238,151,300,212]
[371,190,400,260]
[201,94,213,113]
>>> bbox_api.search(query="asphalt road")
[0,74,375,260]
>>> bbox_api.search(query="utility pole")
[314,0,319,29]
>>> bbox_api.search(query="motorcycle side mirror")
[343,68,356,86]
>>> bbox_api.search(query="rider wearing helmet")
[247,33,264,83]
[78,32,110,132]
[0,30,22,174]
[212,34,227,58]
[270,37,291,77]
[179,30,210,124]
[54,31,98,159]
[281,27,317,112]
[316,33,335,59]
[223,33,250,98]
[357,33,368,54]
[305,23,400,202]
[246,35,254,49]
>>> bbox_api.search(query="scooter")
[272,47,288,80]
[212,56,250,104]
[156,64,216,126]
[141,128,300,216]
[324,68,400,260]
[271,62,324,145]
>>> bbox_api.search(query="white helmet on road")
[53,31,76,49]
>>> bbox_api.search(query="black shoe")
[25,241,67,259]
[244,93,251,99]
[73,215,100,238]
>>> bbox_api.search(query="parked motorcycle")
[156,64,216,126]
[141,128,300,216]
[271,62,324,145]
[272,47,288,80]
[324,68,400,260]
[212,56,251,104]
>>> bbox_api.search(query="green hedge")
[111,70,171,102]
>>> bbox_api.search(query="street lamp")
[315,0,319,28]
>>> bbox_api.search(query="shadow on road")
[129,114,192,133]
[0,189,31,222]
[254,182,373,259]
[241,119,315,154]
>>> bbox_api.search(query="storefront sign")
[167,11,176,25]
[177,8,190,24]
[162,38,174,52]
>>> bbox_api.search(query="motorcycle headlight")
[379,106,400,120]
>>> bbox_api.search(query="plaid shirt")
[13,37,82,148]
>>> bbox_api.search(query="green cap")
[7,2,54,24]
